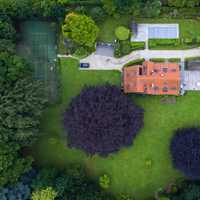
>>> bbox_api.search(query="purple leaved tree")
[64,85,144,156]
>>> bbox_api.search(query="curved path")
[58,47,200,71]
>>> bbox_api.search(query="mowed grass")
[32,58,200,199]
[98,15,132,43]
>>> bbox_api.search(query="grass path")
[32,58,200,199]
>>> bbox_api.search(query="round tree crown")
[64,85,144,156]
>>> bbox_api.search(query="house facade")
[123,61,180,95]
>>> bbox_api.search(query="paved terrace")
[78,48,200,71]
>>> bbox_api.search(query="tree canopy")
[170,128,200,179]
[0,143,32,187]
[64,85,144,156]
[0,20,16,41]
[62,13,99,48]
[168,0,200,8]
[0,78,46,145]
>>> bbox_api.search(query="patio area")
[183,71,200,90]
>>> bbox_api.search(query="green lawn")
[98,15,132,43]
[32,58,200,199]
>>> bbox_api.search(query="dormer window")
[139,67,143,75]
[163,87,168,92]
[163,68,168,73]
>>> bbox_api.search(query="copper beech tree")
[64,85,144,156]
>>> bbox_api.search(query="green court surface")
[17,21,59,103]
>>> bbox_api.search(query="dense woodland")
[1,0,200,199]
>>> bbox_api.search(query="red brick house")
[123,61,180,95]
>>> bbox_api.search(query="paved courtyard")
[95,44,114,57]
[183,71,200,91]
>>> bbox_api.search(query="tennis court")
[148,24,179,39]
[17,21,59,103]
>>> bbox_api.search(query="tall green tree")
[0,39,15,54]
[143,0,161,18]
[62,13,99,48]
[0,78,46,145]
[0,52,31,85]
[0,20,16,41]
[101,0,116,15]
[0,142,32,187]
[168,0,199,7]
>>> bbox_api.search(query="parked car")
[80,63,90,68]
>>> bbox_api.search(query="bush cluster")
[114,41,145,58]
[64,85,144,156]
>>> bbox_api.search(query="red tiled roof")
[123,61,180,95]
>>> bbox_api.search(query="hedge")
[168,58,181,62]
[149,37,200,49]
[185,56,200,69]
[124,58,145,67]
[185,56,200,62]
[149,58,181,63]
[131,42,145,50]
[149,39,180,48]
[114,41,145,58]
[149,58,166,62]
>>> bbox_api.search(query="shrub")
[120,40,131,55]
[114,40,132,58]
[73,47,88,58]
[31,187,57,200]
[64,85,144,156]
[184,38,193,44]
[99,174,110,189]
[185,56,200,62]
[170,127,200,179]
[0,182,31,200]
[196,36,200,44]
[115,26,130,41]
[118,194,135,200]
[145,159,153,169]
[89,6,106,23]
[114,41,121,57]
